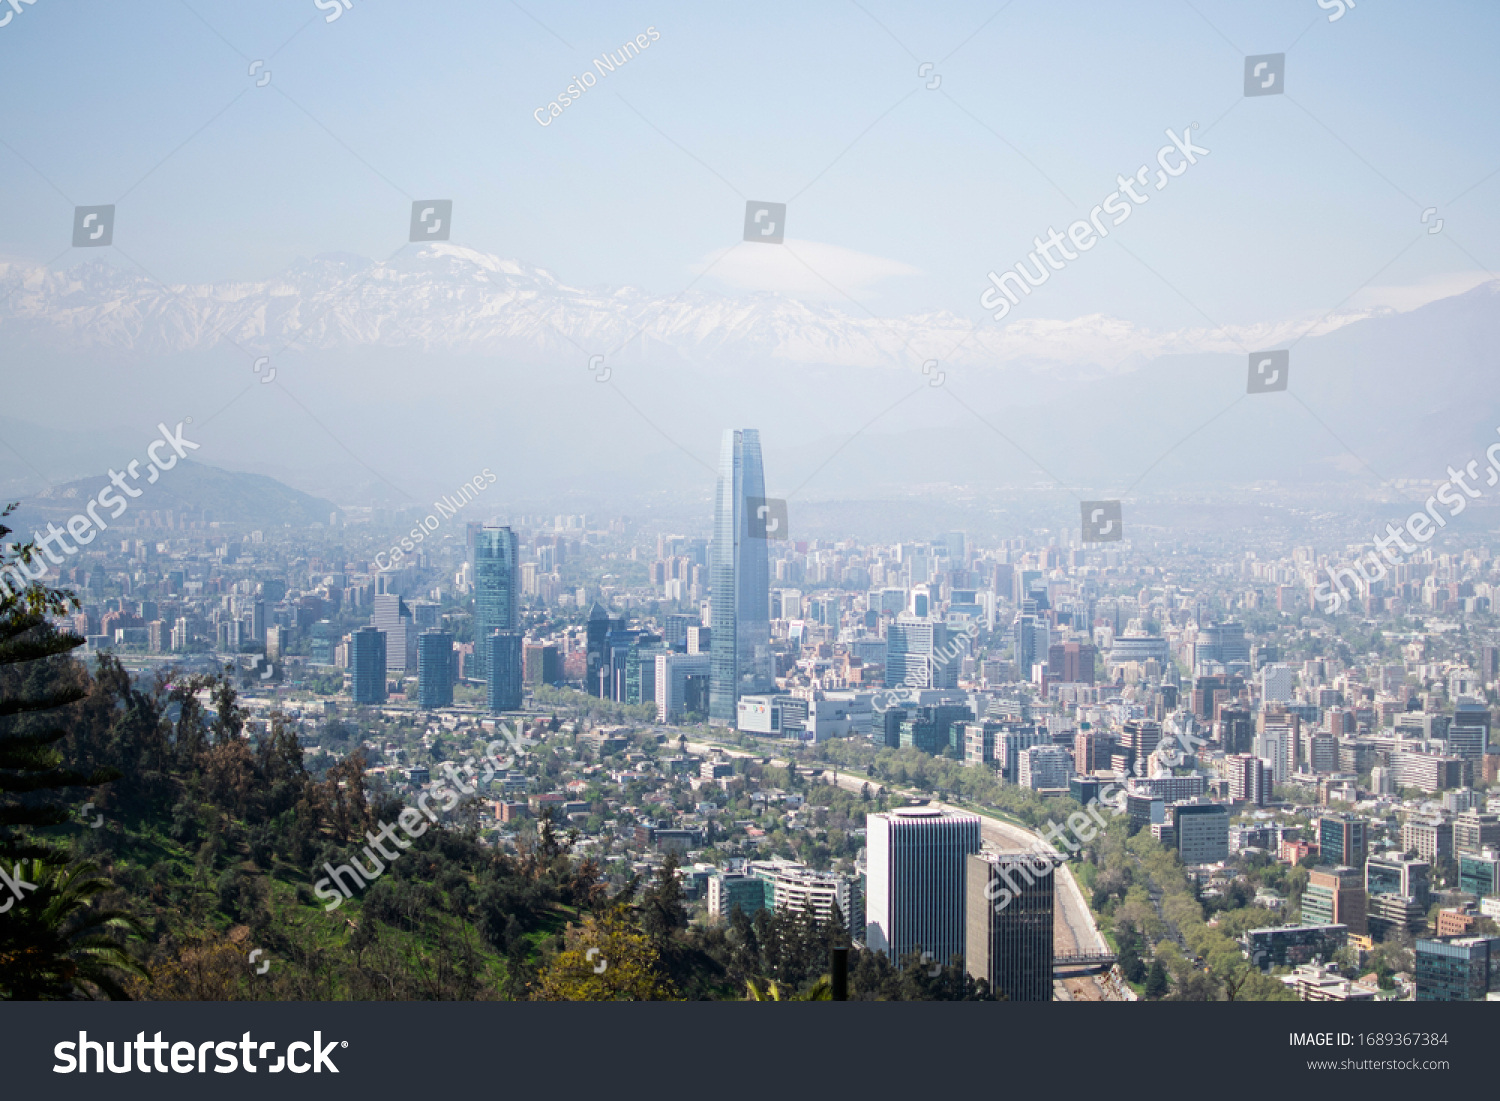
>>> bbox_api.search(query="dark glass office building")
[350,626,387,705]
[966,852,1054,1002]
[709,428,772,725]
[486,630,523,712]
[417,628,454,709]
[1415,935,1500,1001]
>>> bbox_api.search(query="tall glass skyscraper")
[486,630,523,712]
[350,626,387,705]
[709,429,772,725]
[417,629,454,709]
[473,526,519,681]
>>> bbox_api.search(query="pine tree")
[641,851,688,942]
[1145,959,1170,998]
[0,508,135,997]
[0,506,120,865]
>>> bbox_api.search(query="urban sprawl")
[27,428,1500,1003]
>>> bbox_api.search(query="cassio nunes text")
[54,1032,345,1074]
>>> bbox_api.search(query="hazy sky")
[3,0,1497,336]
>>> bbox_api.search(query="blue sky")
[2,0,1497,334]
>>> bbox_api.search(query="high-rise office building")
[350,626,387,705]
[709,429,772,724]
[372,593,416,673]
[1367,854,1432,905]
[1074,730,1117,774]
[887,615,958,690]
[1449,700,1490,760]
[1415,935,1500,1001]
[1254,724,1295,785]
[1019,745,1073,790]
[1194,622,1249,668]
[1459,851,1500,898]
[865,806,981,966]
[1012,613,1049,684]
[1261,663,1294,703]
[417,629,454,709]
[473,526,519,682]
[1171,800,1230,864]
[655,651,711,723]
[1047,641,1098,685]
[966,852,1054,1002]
[486,630,524,712]
[522,641,561,686]
[1319,814,1368,868]
[1303,865,1368,936]
[585,601,619,696]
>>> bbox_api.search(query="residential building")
[1403,819,1454,863]
[1283,962,1379,1002]
[1391,750,1468,793]
[1454,811,1500,856]
[1227,754,1273,806]
[748,860,862,931]
[1019,745,1073,791]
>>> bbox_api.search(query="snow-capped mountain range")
[0,243,1402,371]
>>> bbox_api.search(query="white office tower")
[371,593,416,674]
[865,806,981,967]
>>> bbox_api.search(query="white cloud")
[690,239,922,298]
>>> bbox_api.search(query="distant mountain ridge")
[0,243,1405,372]
[13,461,339,532]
